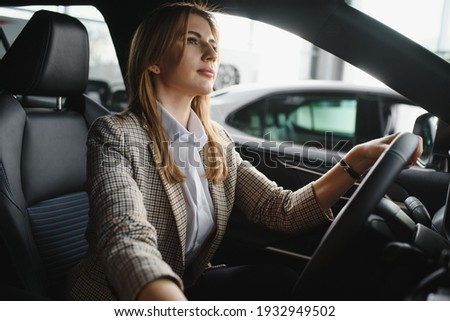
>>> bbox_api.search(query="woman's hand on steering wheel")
[345,132,423,177]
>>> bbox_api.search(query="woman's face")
[154,13,219,98]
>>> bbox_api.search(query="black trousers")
[185,264,298,301]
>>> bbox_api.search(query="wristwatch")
[339,158,362,180]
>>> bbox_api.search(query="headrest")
[0,10,89,97]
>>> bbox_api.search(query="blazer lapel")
[208,180,227,241]
[149,143,187,261]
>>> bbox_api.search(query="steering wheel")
[292,132,420,299]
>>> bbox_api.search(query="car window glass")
[288,99,357,135]
[350,0,450,62]
[390,103,428,132]
[227,94,357,147]
[226,100,263,137]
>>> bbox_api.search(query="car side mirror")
[413,112,438,168]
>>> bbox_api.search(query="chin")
[196,87,214,96]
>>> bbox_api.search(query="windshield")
[349,0,450,62]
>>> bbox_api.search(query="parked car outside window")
[211,81,427,151]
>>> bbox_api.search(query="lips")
[197,68,215,78]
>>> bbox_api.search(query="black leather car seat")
[0,10,109,299]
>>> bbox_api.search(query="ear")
[148,65,160,74]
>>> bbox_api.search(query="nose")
[202,43,218,62]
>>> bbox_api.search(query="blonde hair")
[126,1,227,184]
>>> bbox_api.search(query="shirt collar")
[157,101,207,148]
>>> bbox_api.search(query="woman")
[67,1,422,300]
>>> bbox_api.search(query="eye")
[187,37,198,45]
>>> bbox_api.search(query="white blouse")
[158,103,215,266]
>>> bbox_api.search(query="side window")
[226,100,263,137]
[226,94,358,149]
[266,94,357,148]
[288,98,357,135]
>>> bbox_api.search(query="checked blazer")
[66,111,332,300]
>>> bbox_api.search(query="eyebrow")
[187,30,217,44]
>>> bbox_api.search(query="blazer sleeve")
[86,115,183,300]
[222,131,333,234]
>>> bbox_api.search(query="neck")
[159,97,192,128]
[155,88,193,129]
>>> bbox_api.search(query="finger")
[410,135,423,164]
[405,135,423,167]
[380,131,401,144]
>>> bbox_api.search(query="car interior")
[0,0,449,301]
